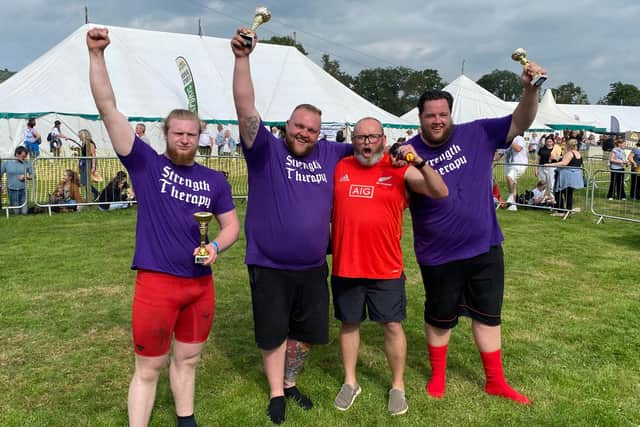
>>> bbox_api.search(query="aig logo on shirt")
[349,184,374,198]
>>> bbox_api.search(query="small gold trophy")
[240,6,272,48]
[194,212,214,264]
[511,48,547,87]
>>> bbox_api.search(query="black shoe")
[284,386,313,410]
[267,396,285,424]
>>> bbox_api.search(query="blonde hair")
[78,129,93,145]
[567,138,578,151]
[162,109,200,137]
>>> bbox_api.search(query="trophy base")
[194,255,209,264]
[240,32,255,48]
[531,75,547,87]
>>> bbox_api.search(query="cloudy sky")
[2,0,639,104]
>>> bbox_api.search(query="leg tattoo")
[284,340,310,386]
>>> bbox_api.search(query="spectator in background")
[96,170,132,210]
[628,141,640,200]
[50,169,83,212]
[78,129,100,200]
[528,132,538,154]
[504,131,528,211]
[49,120,70,157]
[551,139,584,213]
[529,180,555,206]
[216,128,238,156]
[23,118,42,159]
[198,121,213,156]
[1,146,33,215]
[537,137,560,204]
[271,126,281,138]
[607,138,628,200]
[135,123,151,145]
[336,127,346,143]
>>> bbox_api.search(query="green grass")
[1,205,639,426]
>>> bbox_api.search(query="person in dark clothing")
[96,170,132,210]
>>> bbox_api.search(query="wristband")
[211,240,220,254]
[415,159,427,170]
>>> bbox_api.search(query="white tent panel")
[0,24,411,157]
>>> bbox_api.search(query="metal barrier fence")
[589,169,640,224]
[493,161,588,219]
[1,155,249,217]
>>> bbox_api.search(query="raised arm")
[87,28,134,156]
[507,62,547,143]
[231,28,261,149]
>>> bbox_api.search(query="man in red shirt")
[331,117,448,416]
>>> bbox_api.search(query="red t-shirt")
[331,153,408,279]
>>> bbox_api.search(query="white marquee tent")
[0,24,411,157]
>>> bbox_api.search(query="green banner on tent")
[175,56,198,113]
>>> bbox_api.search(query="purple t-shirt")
[242,121,352,270]
[408,115,512,266]
[118,137,235,277]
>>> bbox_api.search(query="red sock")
[425,344,448,398]
[480,349,531,405]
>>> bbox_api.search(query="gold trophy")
[511,48,547,87]
[194,211,214,264]
[240,6,272,48]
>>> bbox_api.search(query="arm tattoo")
[284,339,311,385]
[244,115,260,142]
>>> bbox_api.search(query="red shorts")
[132,270,215,357]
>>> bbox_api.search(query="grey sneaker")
[334,383,361,411]
[388,389,408,416]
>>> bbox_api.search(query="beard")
[165,144,198,166]
[285,133,315,157]
[420,122,453,147]
[354,144,385,166]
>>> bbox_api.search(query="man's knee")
[381,321,404,336]
[134,357,166,382]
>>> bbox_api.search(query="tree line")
[264,36,640,114]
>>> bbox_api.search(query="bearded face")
[284,108,321,157]
[419,99,453,147]
[164,118,200,165]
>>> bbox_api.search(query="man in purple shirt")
[231,28,352,424]
[406,60,547,406]
[88,27,240,427]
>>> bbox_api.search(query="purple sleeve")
[118,136,156,173]
[482,115,513,150]
[240,120,272,165]
[211,172,235,215]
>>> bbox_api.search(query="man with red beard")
[231,28,352,424]
[406,60,546,405]
[87,27,240,427]
[331,117,447,416]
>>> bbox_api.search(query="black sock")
[267,396,286,424]
[284,386,313,410]
[177,414,198,427]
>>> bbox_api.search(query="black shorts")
[419,245,504,329]
[331,275,406,324]
[248,264,329,350]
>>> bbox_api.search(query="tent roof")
[556,103,640,132]
[0,24,410,127]
[535,89,595,130]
